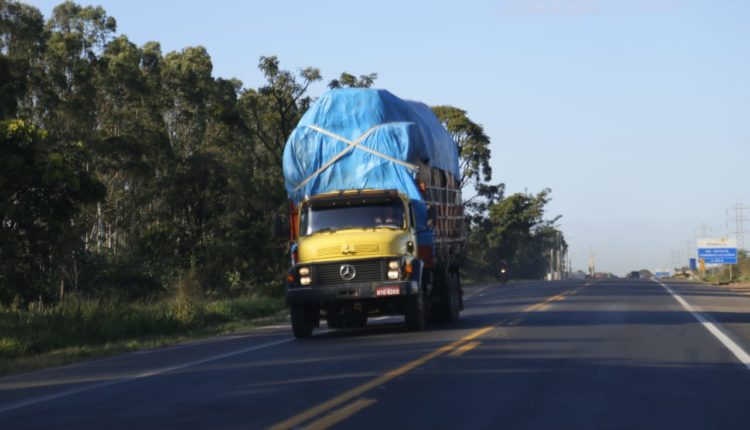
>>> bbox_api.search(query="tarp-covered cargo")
[282,89,460,204]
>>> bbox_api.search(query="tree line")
[0,0,565,306]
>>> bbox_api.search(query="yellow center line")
[267,326,494,430]
[550,292,564,300]
[524,294,561,312]
[303,399,377,430]
[449,341,481,357]
[506,318,522,326]
[268,289,570,430]
[523,302,546,312]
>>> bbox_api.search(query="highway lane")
[2,278,750,429]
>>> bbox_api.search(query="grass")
[700,252,750,285]
[0,294,286,377]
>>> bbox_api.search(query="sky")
[26,0,750,275]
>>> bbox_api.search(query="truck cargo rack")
[418,164,465,267]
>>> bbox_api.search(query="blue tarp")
[282,89,460,204]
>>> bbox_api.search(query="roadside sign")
[689,258,697,270]
[654,271,670,279]
[699,258,705,271]
[697,238,738,264]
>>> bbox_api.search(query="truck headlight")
[300,276,312,285]
[388,259,401,279]
[299,266,310,276]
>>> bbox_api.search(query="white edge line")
[0,336,298,415]
[657,280,750,371]
[1,326,291,382]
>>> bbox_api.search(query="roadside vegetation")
[0,270,284,376]
[0,0,566,374]
[701,251,750,284]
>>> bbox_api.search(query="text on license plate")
[375,286,400,296]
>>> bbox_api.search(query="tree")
[240,55,321,164]
[0,119,104,302]
[464,188,564,279]
[41,1,116,142]
[431,105,491,190]
[327,72,377,89]
[0,0,46,119]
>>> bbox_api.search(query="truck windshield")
[300,201,406,236]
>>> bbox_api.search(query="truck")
[282,89,465,338]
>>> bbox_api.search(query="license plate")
[375,286,400,296]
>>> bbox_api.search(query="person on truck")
[374,205,400,226]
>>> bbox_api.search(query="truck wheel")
[458,273,464,311]
[435,270,460,323]
[444,271,461,323]
[405,287,427,331]
[291,305,315,339]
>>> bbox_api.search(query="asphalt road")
[3,278,750,429]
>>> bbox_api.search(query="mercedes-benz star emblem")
[339,264,356,281]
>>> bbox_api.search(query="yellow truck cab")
[286,189,427,337]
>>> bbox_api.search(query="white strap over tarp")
[292,123,419,192]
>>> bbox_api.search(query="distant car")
[628,271,640,279]
[569,271,587,280]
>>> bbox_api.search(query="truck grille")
[312,258,387,286]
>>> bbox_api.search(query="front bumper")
[286,280,418,305]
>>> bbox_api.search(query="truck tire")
[434,270,460,323]
[458,273,464,311]
[405,286,427,331]
[444,271,461,322]
[291,305,315,339]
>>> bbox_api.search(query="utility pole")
[684,240,694,260]
[568,253,572,278]
[557,243,563,280]
[547,247,553,281]
[696,221,712,240]
[727,201,749,251]
[588,248,595,277]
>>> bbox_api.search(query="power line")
[696,222,711,238]
[695,221,712,242]
[684,240,694,260]
[727,202,750,251]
